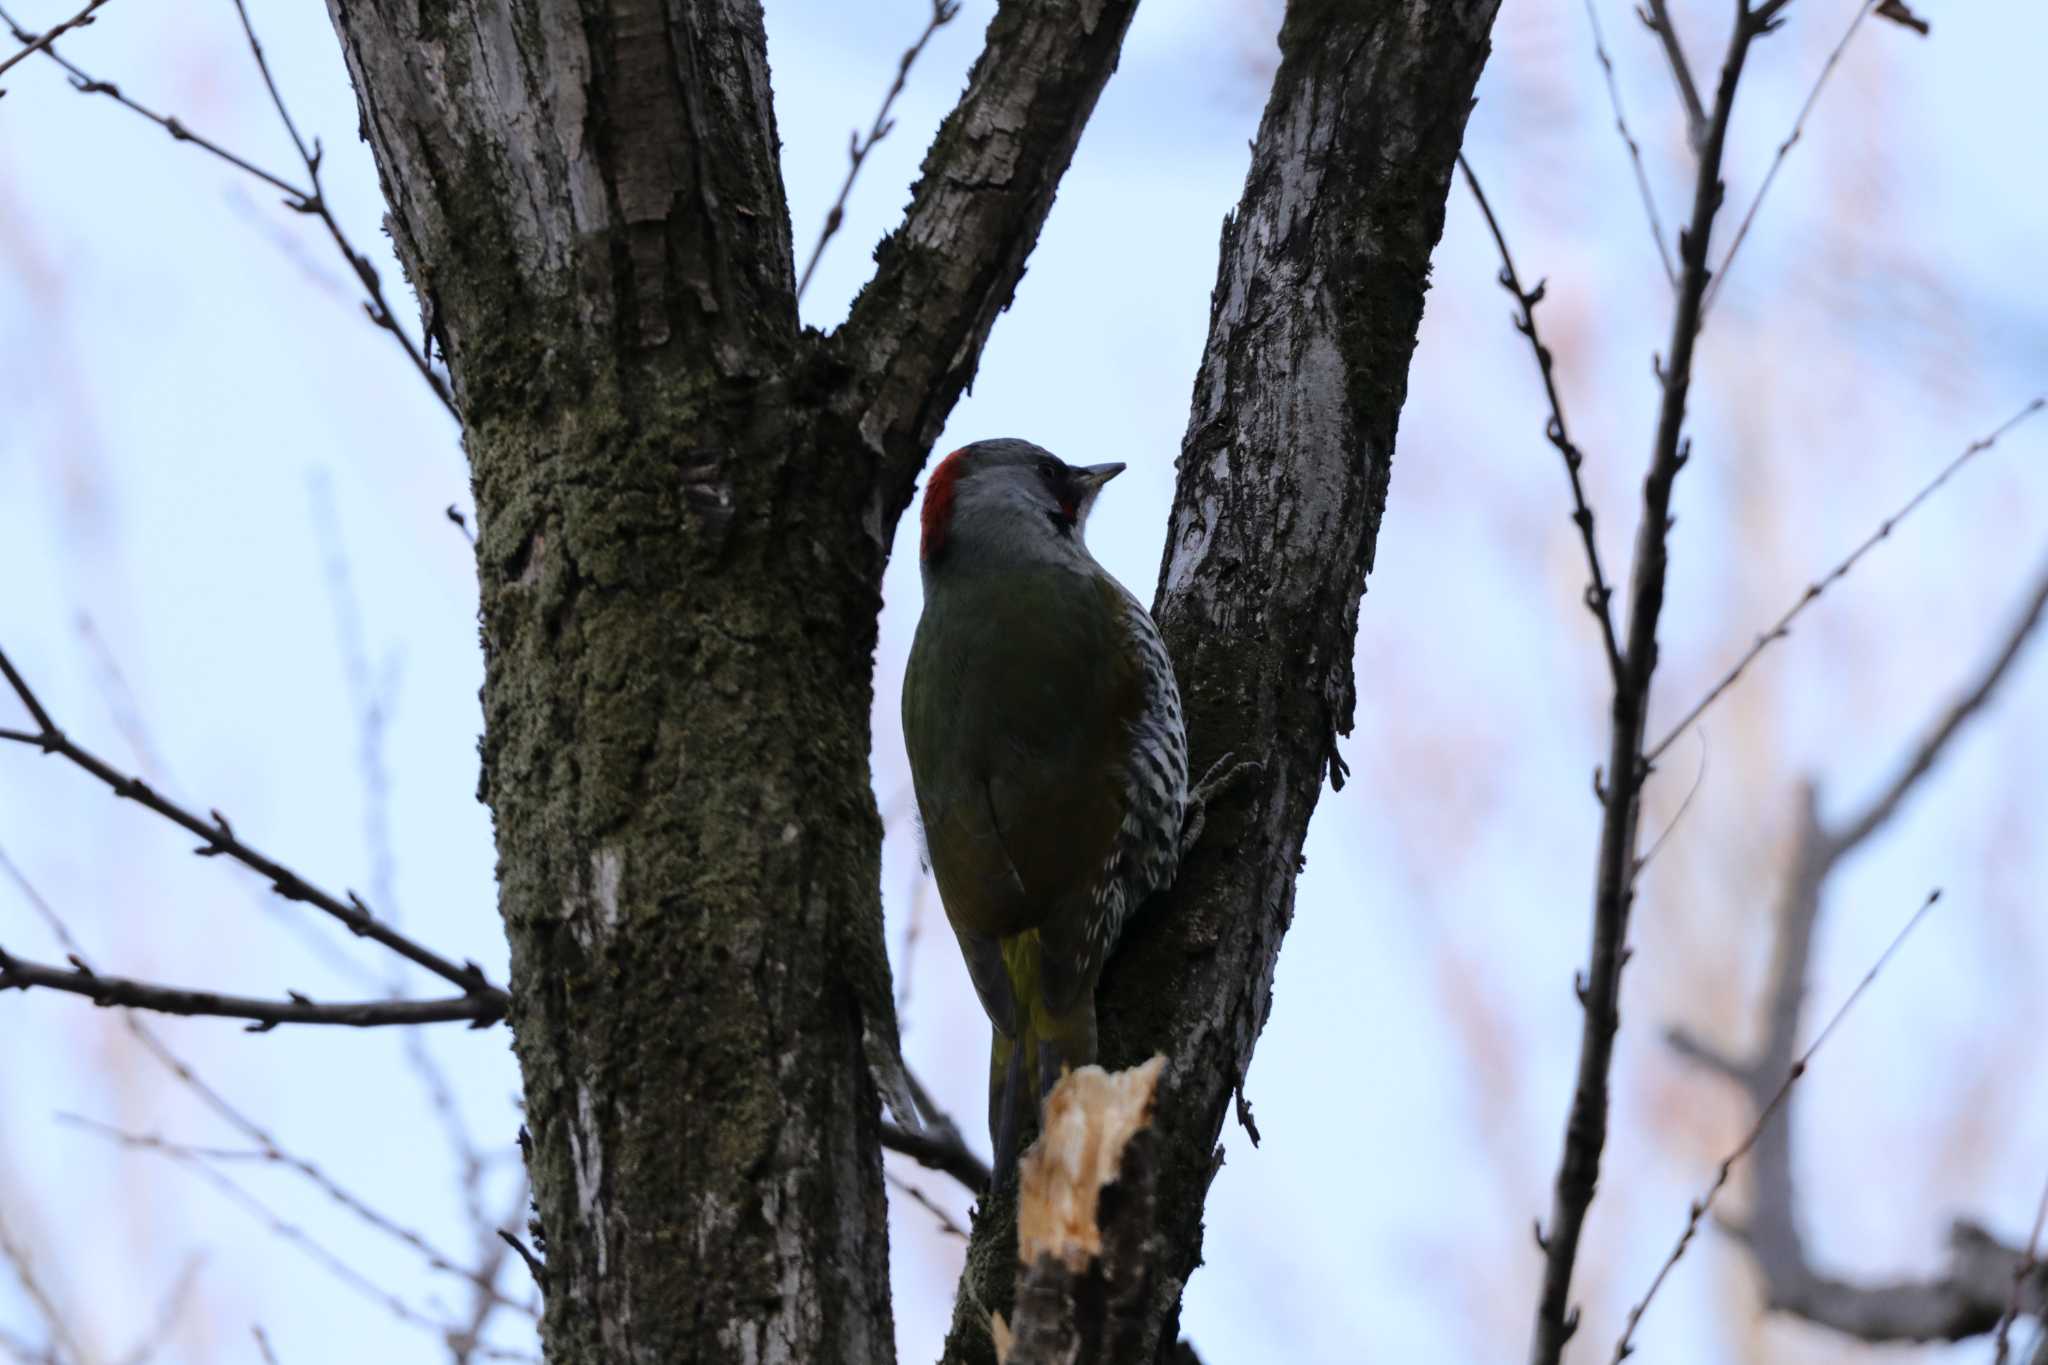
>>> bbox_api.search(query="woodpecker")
[901,438,1189,1175]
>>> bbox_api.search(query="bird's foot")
[1178,752,1263,859]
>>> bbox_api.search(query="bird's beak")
[1075,462,1126,491]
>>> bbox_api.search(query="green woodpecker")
[901,438,1188,1174]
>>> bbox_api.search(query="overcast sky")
[2,0,2044,1361]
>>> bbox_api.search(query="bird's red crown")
[920,446,972,561]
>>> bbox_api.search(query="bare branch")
[73,613,169,782]
[65,617,390,987]
[1703,0,1877,317]
[1530,6,1785,1358]
[449,1180,535,1365]
[0,948,501,1027]
[108,1253,205,1365]
[1648,396,2047,763]
[311,476,505,1242]
[0,0,103,82]
[1614,889,1942,1358]
[0,0,292,192]
[1830,545,2048,853]
[1578,0,1677,283]
[1639,0,1709,146]
[882,1065,991,1193]
[223,0,457,417]
[495,1230,547,1294]
[882,1118,991,1195]
[67,1116,533,1358]
[59,1116,529,1318]
[0,0,456,418]
[0,643,507,1004]
[1658,547,2048,1348]
[795,0,959,302]
[884,1170,968,1241]
[114,1025,534,1319]
[0,643,55,736]
[0,841,84,960]
[1458,154,1624,680]
[1000,1061,1165,1365]
[1635,730,1707,872]
[0,1204,85,1365]
[832,0,1142,509]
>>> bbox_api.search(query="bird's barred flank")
[901,438,1190,1173]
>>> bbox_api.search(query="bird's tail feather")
[988,933,1097,1176]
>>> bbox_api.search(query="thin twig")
[449,1180,534,1365]
[108,1252,206,1365]
[495,1230,547,1291]
[882,1066,991,1193]
[64,1115,526,1318]
[74,612,168,782]
[0,1204,85,1365]
[1702,0,1877,317]
[225,0,456,416]
[0,0,104,81]
[1634,728,1707,872]
[115,1028,535,1319]
[0,840,84,957]
[1530,5,1787,1359]
[1578,0,1677,283]
[0,949,500,1026]
[0,643,507,1006]
[1995,1174,2048,1365]
[1459,154,1624,680]
[894,869,930,1017]
[794,0,959,301]
[1613,889,1942,1358]
[885,1170,968,1241]
[67,617,387,988]
[1647,396,2047,763]
[0,0,291,197]
[252,1327,280,1365]
[0,835,521,1344]
[1660,544,2048,1344]
[881,1117,990,1195]
[1830,543,2048,854]
[1640,0,1709,147]
[68,1117,532,1358]
[311,475,500,1234]
[0,0,457,419]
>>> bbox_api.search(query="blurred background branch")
[1663,541,2048,1348]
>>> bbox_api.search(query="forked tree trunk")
[320,0,1496,1360]
[945,1,1501,1358]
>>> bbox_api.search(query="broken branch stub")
[998,1056,1168,1365]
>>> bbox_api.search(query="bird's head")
[918,439,1126,569]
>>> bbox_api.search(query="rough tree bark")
[318,0,1496,1360]
[944,1,1501,1359]
[321,2,1138,1359]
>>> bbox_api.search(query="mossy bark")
[320,0,1141,1359]
[467,383,901,1363]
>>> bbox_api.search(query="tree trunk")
[321,0,1497,1359]
[321,1,1137,1360]
[945,0,1501,1358]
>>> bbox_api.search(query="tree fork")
[324,0,1146,1358]
[942,0,1503,1358]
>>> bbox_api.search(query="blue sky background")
[1,0,2044,1361]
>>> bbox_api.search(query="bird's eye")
[1037,459,1061,482]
